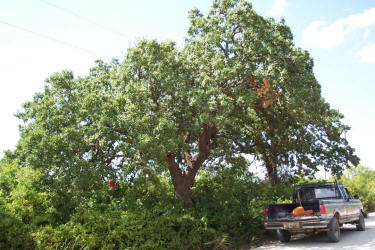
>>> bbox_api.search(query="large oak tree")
[15,0,358,207]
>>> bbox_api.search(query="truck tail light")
[320,204,326,214]
[264,207,268,217]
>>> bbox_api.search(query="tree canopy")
[13,0,358,207]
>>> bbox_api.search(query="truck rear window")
[298,186,340,201]
[315,187,339,198]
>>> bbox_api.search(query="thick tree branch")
[178,124,191,143]
[164,153,183,181]
[191,123,218,169]
[218,43,228,58]
[178,124,194,169]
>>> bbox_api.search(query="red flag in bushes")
[108,179,116,189]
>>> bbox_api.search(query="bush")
[340,166,375,212]
[33,179,213,249]
[1,161,294,249]
[7,166,55,227]
[0,162,50,248]
[0,197,33,248]
[192,166,292,246]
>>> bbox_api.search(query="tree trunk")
[164,123,217,208]
[164,153,198,208]
[265,161,279,185]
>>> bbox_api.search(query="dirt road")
[255,213,375,250]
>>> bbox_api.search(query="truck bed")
[267,201,320,220]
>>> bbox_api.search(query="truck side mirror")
[354,195,359,199]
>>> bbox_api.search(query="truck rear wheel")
[327,217,340,242]
[356,212,365,231]
[276,229,291,242]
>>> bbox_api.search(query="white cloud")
[355,43,375,63]
[302,8,375,49]
[364,28,371,39]
[345,8,375,31]
[268,0,287,19]
[302,21,345,49]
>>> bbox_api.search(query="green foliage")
[0,160,55,226]
[9,167,55,226]
[0,162,35,248]
[33,207,211,249]
[32,178,213,249]
[340,166,375,212]
[186,0,359,181]
[0,161,18,197]
[0,159,293,249]
[193,166,291,242]
[0,196,33,249]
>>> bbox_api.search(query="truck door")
[343,187,360,220]
[339,186,351,222]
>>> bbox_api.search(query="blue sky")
[1,0,374,171]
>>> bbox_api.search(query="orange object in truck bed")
[292,206,313,216]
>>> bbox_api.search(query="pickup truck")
[264,182,365,242]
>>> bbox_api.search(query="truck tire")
[327,217,340,242]
[356,213,365,231]
[276,229,291,242]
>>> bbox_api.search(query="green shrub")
[8,166,55,227]
[340,166,375,212]
[0,197,34,249]
[192,165,292,246]
[1,161,294,249]
[33,181,213,249]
